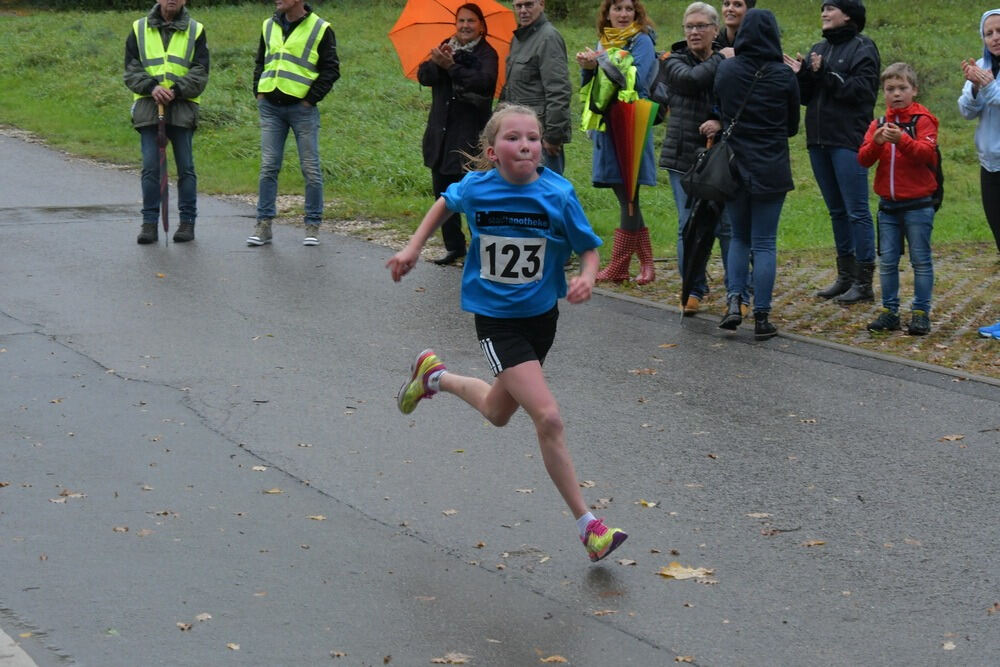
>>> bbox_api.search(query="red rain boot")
[596,228,636,283]
[635,227,656,285]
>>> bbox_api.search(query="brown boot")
[596,228,636,283]
[635,227,656,285]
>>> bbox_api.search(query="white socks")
[427,369,445,393]
[576,511,596,539]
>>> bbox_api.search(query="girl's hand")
[386,245,421,282]
[566,274,594,304]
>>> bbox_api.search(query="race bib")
[479,234,546,284]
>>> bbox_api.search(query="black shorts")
[474,306,559,376]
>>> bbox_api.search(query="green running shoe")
[397,349,446,415]
[581,518,628,562]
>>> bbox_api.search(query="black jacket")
[252,6,340,106]
[714,9,799,196]
[657,41,724,173]
[796,25,880,150]
[417,39,497,175]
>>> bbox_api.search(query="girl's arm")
[566,249,599,304]
[386,197,452,282]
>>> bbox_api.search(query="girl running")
[386,104,628,562]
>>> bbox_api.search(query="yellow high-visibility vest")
[132,16,203,104]
[257,13,330,99]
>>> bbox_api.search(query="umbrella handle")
[706,136,714,149]
[157,102,165,121]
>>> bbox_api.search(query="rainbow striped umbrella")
[606,97,659,216]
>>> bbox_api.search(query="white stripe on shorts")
[480,337,502,376]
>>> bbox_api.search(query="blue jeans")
[877,201,935,313]
[140,125,196,223]
[809,146,875,263]
[668,170,744,300]
[726,190,786,314]
[543,145,565,175]
[257,98,323,224]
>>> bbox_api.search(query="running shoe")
[978,321,1000,338]
[397,349,446,415]
[581,518,628,562]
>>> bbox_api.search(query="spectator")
[715,8,799,339]
[658,2,727,314]
[500,0,572,174]
[248,0,339,247]
[785,1,880,305]
[576,0,658,284]
[715,0,754,58]
[124,0,209,245]
[959,8,1000,254]
[417,3,498,265]
[859,63,940,336]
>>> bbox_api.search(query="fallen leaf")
[801,540,826,547]
[675,657,695,663]
[112,526,128,533]
[297,442,313,448]
[658,343,678,348]
[635,499,658,508]
[431,652,472,664]
[263,488,283,494]
[307,515,326,521]
[593,609,618,616]
[195,613,211,622]
[156,273,166,279]
[516,488,534,494]
[251,466,267,472]
[579,480,596,488]
[540,657,568,664]
[226,643,240,651]
[746,512,772,519]
[938,434,965,442]
[442,509,458,516]
[988,602,1000,615]
[18,633,31,639]
[657,561,716,583]
[331,650,347,658]
[475,541,486,549]
[136,529,153,537]
[177,622,192,631]
[50,397,64,404]
[628,368,657,375]
[618,559,637,566]
[942,641,956,651]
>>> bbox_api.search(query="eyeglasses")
[513,1,537,9]
[683,23,714,32]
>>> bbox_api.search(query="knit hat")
[821,0,866,33]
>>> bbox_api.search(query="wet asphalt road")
[1,134,998,666]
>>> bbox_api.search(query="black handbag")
[680,70,762,202]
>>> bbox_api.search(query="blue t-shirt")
[443,167,603,318]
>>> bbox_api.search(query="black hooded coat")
[713,9,800,196]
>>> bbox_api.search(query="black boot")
[834,261,875,305]
[137,223,158,245]
[173,222,195,243]
[718,294,743,330]
[754,311,777,341]
[816,254,855,299]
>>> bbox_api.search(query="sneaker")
[907,310,931,336]
[867,308,901,333]
[137,222,158,245]
[303,224,320,246]
[978,321,1000,338]
[247,220,272,246]
[396,349,446,415]
[581,518,628,562]
[173,222,195,243]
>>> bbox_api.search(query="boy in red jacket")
[858,62,940,335]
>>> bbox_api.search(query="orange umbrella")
[388,0,516,98]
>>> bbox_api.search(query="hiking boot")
[867,308,901,333]
[247,220,272,246]
[682,295,702,317]
[397,349,446,415]
[303,224,320,246]
[834,261,875,305]
[907,310,931,336]
[753,311,777,341]
[718,294,742,330]
[581,518,628,562]
[137,223,158,245]
[173,222,195,243]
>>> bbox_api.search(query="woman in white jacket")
[959,7,1000,253]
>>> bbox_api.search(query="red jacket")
[858,101,939,203]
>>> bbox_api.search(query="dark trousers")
[981,167,1000,252]
[432,170,466,252]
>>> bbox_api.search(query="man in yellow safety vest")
[247,0,340,247]
[124,0,209,244]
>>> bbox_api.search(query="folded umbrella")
[605,96,658,216]
[680,197,721,312]
[157,102,169,246]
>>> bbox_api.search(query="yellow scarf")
[599,22,642,51]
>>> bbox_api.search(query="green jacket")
[500,14,572,145]
[124,4,209,129]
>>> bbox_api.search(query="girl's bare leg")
[439,372,520,427]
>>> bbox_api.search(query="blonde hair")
[684,1,719,25]
[463,103,542,171]
[881,62,918,89]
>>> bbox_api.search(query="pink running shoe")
[397,349,446,415]
[581,518,628,562]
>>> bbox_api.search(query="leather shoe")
[433,248,466,265]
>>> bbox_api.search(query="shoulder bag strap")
[721,69,763,141]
